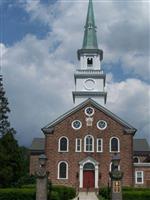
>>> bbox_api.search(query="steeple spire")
[82,0,98,49]
[73,0,107,105]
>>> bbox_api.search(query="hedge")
[123,190,150,200]
[99,187,150,200]
[0,188,35,200]
[52,185,76,200]
[99,187,111,199]
[0,185,76,200]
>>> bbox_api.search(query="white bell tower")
[72,0,107,105]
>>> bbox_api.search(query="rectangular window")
[76,138,82,152]
[97,138,103,152]
[135,171,144,184]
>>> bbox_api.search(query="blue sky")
[0,0,150,146]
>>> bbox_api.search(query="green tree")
[0,132,22,187]
[0,74,22,187]
[0,75,15,136]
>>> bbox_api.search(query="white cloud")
[21,1,150,79]
[1,36,74,145]
[107,78,150,142]
[1,0,150,145]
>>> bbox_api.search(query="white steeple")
[72,0,107,105]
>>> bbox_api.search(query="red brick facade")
[30,100,150,189]
[44,101,134,188]
[134,166,150,188]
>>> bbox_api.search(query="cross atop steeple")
[83,0,98,49]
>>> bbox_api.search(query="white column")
[80,56,84,69]
[95,165,99,188]
[79,165,83,188]
[84,56,87,69]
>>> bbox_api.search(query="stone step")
[73,192,99,200]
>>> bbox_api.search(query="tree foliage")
[0,74,23,187]
[0,75,15,136]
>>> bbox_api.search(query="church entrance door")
[83,163,95,189]
[83,170,95,188]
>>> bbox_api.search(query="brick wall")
[45,103,134,188]
[134,167,150,188]
[30,155,39,175]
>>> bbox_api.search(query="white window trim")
[58,136,69,152]
[75,138,82,152]
[72,120,82,130]
[85,107,95,117]
[135,171,144,184]
[97,120,107,130]
[133,156,140,163]
[109,137,120,153]
[96,138,103,152]
[84,135,94,152]
[57,161,68,180]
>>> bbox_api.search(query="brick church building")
[30,0,150,189]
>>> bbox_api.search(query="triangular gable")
[42,98,137,134]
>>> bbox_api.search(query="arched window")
[110,137,120,152]
[87,58,93,65]
[84,135,94,152]
[84,163,95,170]
[58,161,68,179]
[58,137,69,152]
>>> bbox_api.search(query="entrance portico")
[79,157,99,189]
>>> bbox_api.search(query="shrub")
[49,191,59,200]
[0,185,76,200]
[98,195,108,200]
[123,190,150,200]
[99,187,111,200]
[52,185,76,200]
[99,187,150,200]
[0,188,35,200]
[16,175,36,187]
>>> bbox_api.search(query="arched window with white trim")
[110,137,120,152]
[84,135,94,152]
[58,161,68,179]
[58,137,69,152]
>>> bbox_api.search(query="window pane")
[136,171,143,183]
[59,162,67,178]
[137,177,142,182]
[76,139,81,152]
[60,138,67,151]
[97,139,102,152]
[86,136,93,151]
[134,157,139,163]
[111,138,118,151]
[84,163,95,170]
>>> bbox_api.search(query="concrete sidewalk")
[73,192,99,200]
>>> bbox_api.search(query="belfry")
[72,0,107,105]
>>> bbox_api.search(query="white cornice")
[134,163,150,167]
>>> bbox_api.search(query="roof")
[42,98,136,134]
[30,138,150,153]
[30,138,45,153]
[133,139,150,152]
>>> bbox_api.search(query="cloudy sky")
[0,0,150,146]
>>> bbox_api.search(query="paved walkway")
[73,192,99,200]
